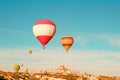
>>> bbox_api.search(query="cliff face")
[0,65,120,80]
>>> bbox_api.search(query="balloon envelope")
[21,64,23,67]
[23,67,28,72]
[33,19,56,49]
[61,36,74,51]
[28,49,32,54]
[13,64,20,72]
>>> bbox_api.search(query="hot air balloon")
[13,64,20,72]
[21,64,23,67]
[28,49,32,54]
[61,36,74,52]
[23,67,28,73]
[33,19,56,49]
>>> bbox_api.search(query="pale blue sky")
[0,0,120,76]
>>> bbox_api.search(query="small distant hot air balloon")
[23,67,28,73]
[21,64,23,67]
[28,49,32,54]
[13,64,20,72]
[61,36,74,52]
[33,19,56,49]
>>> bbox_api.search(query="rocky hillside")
[0,65,120,80]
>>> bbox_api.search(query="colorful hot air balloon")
[28,49,32,54]
[61,36,74,52]
[33,19,56,49]
[13,64,20,72]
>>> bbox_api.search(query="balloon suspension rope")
[66,50,68,52]
[43,45,45,49]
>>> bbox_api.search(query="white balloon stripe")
[33,24,56,36]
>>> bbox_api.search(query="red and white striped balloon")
[33,19,56,49]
